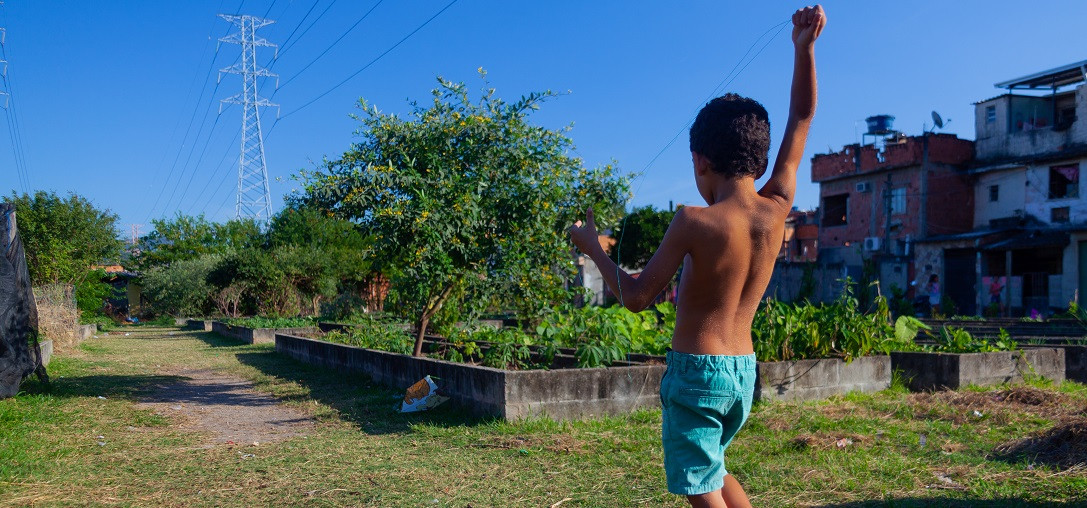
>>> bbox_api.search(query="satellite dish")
[931,111,944,130]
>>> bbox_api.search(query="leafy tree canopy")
[8,191,123,285]
[136,214,262,269]
[292,72,630,355]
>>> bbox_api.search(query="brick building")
[918,60,1087,316]
[779,208,818,263]
[810,129,975,299]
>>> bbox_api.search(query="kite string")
[614,18,791,309]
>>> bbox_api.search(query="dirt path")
[136,367,315,445]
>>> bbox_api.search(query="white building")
[967,60,1087,314]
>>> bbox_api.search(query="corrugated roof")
[995,60,1087,90]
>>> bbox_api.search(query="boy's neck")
[704,176,757,206]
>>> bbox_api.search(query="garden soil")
[137,367,314,445]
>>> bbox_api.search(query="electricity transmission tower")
[218,14,278,221]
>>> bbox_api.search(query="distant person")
[569,6,825,507]
[927,274,941,317]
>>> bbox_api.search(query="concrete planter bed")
[211,321,318,345]
[1023,345,1087,383]
[890,348,1065,391]
[184,319,214,332]
[276,332,895,420]
[39,339,52,367]
[755,355,891,402]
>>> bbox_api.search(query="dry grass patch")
[994,417,1087,468]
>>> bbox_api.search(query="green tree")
[136,214,262,269]
[293,72,630,355]
[608,205,676,269]
[8,191,123,285]
[141,254,220,317]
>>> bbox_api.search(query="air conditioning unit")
[863,237,881,252]
[855,182,872,193]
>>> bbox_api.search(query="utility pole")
[218,14,278,221]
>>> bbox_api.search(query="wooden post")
[0,202,46,397]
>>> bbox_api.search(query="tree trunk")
[413,315,429,357]
[412,284,456,357]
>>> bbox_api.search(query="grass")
[1,327,1085,506]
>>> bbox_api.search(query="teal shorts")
[660,350,756,496]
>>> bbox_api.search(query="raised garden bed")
[755,356,890,402]
[1023,344,1087,384]
[277,332,896,420]
[39,339,52,367]
[212,322,318,345]
[891,348,1065,391]
[184,319,213,332]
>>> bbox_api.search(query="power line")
[145,0,247,222]
[0,10,33,194]
[275,0,384,92]
[271,0,460,129]
[277,0,340,58]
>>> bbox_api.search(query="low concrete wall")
[891,348,1065,391]
[756,356,891,402]
[276,333,664,420]
[276,334,896,420]
[39,339,52,367]
[173,317,189,326]
[1024,345,1086,384]
[185,319,213,332]
[213,322,317,345]
[78,324,96,341]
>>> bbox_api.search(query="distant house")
[918,59,1087,316]
[91,264,144,317]
[811,124,975,302]
[779,208,819,263]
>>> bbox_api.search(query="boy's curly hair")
[689,93,770,178]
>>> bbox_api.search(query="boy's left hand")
[792,5,826,49]
[568,208,599,254]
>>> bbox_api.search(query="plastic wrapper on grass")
[400,375,449,413]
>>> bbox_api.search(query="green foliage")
[8,191,123,285]
[924,326,1018,353]
[140,254,220,317]
[74,268,117,316]
[222,316,317,329]
[894,315,930,343]
[136,214,262,269]
[608,205,675,269]
[797,262,817,302]
[292,71,631,354]
[323,319,414,356]
[752,280,914,362]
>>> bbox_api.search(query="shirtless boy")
[569,6,826,507]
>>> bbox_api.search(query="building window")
[1049,164,1079,199]
[822,193,848,227]
[1052,206,1070,223]
[986,105,996,124]
[989,185,999,202]
[890,188,906,215]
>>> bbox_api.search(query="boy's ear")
[692,151,712,176]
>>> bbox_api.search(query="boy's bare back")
[669,194,786,355]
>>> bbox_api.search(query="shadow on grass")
[17,373,185,401]
[817,498,1085,507]
[192,329,492,435]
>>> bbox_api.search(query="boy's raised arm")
[759,5,825,207]
[569,208,689,312]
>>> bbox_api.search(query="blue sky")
[2,1,1086,234]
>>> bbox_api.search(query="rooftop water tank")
[865,115,896,135]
